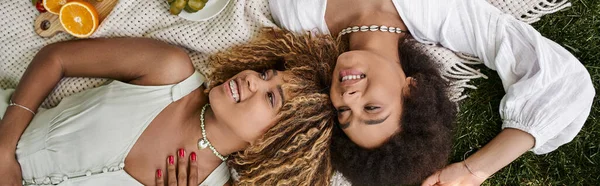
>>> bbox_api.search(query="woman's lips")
[339,69,364,78]
[339,69,366,86]
[227,79,241,102]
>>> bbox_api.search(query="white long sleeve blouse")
[269,0,595,154]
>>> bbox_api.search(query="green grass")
[452,0,600,185]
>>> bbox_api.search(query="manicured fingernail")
[156,169,162,178]
[178,149,185,158]
[168,156,174,165]
[191,152,197,162]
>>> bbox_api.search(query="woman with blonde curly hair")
[210,28,341,185]
[0,28,338,186]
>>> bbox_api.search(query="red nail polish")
[178,149,185,158]
[156,169,162,178]
[168,156,174,165]
[191,152,197,162]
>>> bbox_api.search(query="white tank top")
[1,71,230,186]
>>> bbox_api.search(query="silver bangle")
[8,100,36,115]
[463,148,488,179]
[463,160,487,179]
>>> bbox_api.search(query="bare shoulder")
[128,44,196,86]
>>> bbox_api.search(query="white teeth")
[341,74,365,82]
[229,80,239,102]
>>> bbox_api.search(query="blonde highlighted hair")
[205,28,343,185]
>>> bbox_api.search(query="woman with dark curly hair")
[270,0,595,185]
[329,39,457,185]
[0,29,338,186]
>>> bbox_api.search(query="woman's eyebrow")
[271,70,285,106]
[277,85,285,106]
[363,114,390,125]
[271,69,278,76]
[339,122,350,129]
[339,111,390,129]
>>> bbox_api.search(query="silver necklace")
[198,104,228,161]
[337,25,407,38]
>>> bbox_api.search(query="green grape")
[185,0,205,12]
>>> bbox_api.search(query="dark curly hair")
[330,39,458,185]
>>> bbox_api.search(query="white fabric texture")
[269,0,330,35]
[0,71,230,186]
[0,0,275,108]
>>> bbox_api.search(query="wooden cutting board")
[34,0,119,38]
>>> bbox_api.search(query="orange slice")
[43,0,71,15]
[59,1,99,38]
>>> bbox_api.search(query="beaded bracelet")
[8,100,36,115]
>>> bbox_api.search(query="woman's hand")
[0,151,23,186]
[156,149,198,186]
[421,161,486,186]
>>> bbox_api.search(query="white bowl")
[177,0,231,22]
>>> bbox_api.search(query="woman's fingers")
[159,149,197,186]
[156,169,164,186]
[177,149,188,185]
[188,152,198,186]
[421,170,441,186]
[167,155,177,186]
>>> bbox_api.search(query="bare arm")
[422,129,534,185]
[0,37,194,153]
[467,128,534,178]
[403,0,593,185]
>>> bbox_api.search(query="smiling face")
[209,69,292,144]
[330,50,413,149]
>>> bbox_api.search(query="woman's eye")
[365,106,380,111]
[268,92,275,106]
[260,71,268,80]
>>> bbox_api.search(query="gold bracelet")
[8,100,36,115]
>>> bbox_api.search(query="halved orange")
[43,0,71,15]
[59,1,99,38]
